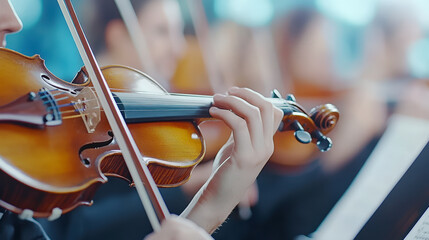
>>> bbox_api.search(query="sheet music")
[311,115,429,240]
[405,206,429,240]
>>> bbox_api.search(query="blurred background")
[6,0,429,239]
[7,0,429,82]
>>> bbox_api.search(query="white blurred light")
[378,0,429,30]
[10,0,43,29]
[316,0,377,26]
[215,0,274,27]
[408,38,429,78]
[414,0,429,29]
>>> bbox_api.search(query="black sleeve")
[0,209,50,240]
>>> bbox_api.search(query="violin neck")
[113,92,297,123]
[114,92,212,122]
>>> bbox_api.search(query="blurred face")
[0,0,22,47]
[289,15,336,88]
[137,0,185,80]
[390,14,423,76]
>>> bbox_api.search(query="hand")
[181,87,283,233]
[210,87,283,169]
[144,215,213,240]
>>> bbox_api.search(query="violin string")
[59,107,210,118]
[97,109,208,112]
[59,104,294,119]
[59,95,211,108]
[56,99,212,111]
[85,89,285,107]
[87,86,214,98]
[73,96,295,110]
[43,97,70,105]
[89,94,291,112]
[39,91,65,100]
[114,97,213,106]
[42,90,70,100]
[46,92,113,119]
[45,88,228,103]
[54,98,281,113]
[61,109,81,114]
[62,114,88,120]
[53,102,75,109]
[50,91,68,97]
[48,89,63,93]
[57,102,296,115]
[83,87,218,107]
[51,97,293,115]
[49,90,295,115]
[88,86,153,93]
[54,96,69,102]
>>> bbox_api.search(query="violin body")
[0,49,204,218]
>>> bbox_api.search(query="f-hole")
[79,131,114,167]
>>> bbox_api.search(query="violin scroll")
[309,104,339,151]
[310,103,340,134]
[275,94,339,152]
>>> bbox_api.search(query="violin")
[0,48,338,220]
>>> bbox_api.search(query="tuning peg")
[291,120,311,144]
[313,130,332,152]
[286,94,296,102]
[271,89,282,99]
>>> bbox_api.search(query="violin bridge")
[73,87,101,133]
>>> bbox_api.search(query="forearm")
[180,157,259,233]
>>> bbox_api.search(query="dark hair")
[274,8,322,80]
[79,0,150,55]
[283,8,319,46]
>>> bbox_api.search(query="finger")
[212,93,264,149]
[227,87,277,142]
[209,106,252,156]
[273,106,284,135]
[227,87,284,135]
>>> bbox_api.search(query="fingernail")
[213,94,225,101]
[228,87,239,94]
[209,107,220,115]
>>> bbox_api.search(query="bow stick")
[57,0,170,231]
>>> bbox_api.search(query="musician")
[83,0,185,90]
[0,0,21,48]
[0,0,283,239]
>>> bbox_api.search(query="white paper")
[405,207,429,240]
[311,115,429,240]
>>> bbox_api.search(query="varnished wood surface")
[0,49,204,217]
